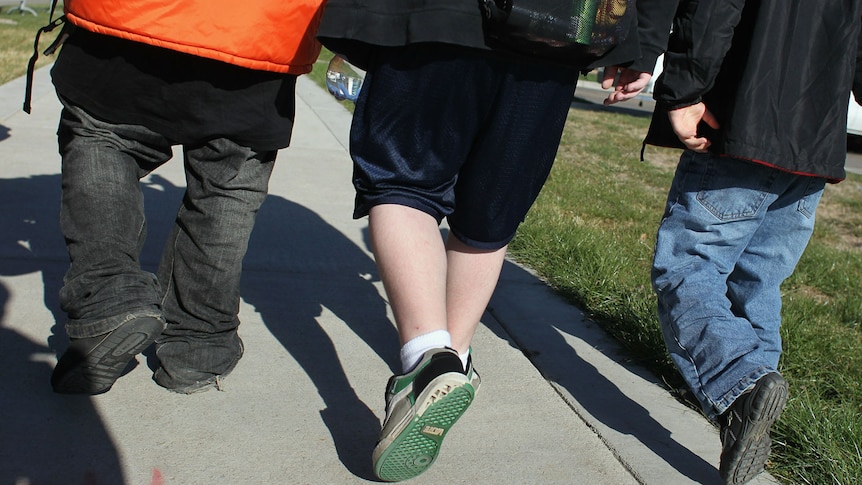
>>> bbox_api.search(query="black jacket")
[646,0,862,181]
[317,0,678,73]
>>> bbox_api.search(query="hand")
[601,67,652,105]
[667,102,720,152]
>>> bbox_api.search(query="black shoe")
[51,316,165,395]
[719,372,788,485]
[152,337,244,394]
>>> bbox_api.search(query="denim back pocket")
[695,157,779,222]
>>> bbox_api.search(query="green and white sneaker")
[465,350,481,393]
[372,347,477,482]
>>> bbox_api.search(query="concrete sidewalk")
[0,66,777,485]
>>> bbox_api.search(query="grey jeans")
[57,97,275,388]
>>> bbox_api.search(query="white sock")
[459,350,470,371]
[400,330,451,373]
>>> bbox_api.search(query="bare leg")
[368,204,506,354]
[368,204,448,345]
[445,236,506,354]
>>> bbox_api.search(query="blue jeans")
[651,151,825,419]
[57,97,274,387]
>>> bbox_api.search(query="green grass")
[510,109,673,365]
[310,45,862,483]
[1,4,59,85]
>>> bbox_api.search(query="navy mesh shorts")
[350,44,578,249]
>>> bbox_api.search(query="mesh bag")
[481,0,635,63]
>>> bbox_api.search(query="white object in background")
[325,56,365,102]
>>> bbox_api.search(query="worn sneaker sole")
[373,373,475,482]
[52,317,165,395]
[720,374,788,485]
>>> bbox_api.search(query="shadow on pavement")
[487,262,722,484]
[242,194,398,481]
[0,174,127,484]
[141,174,396,480]
[0,172,396,482]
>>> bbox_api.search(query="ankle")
[400,330,451,373]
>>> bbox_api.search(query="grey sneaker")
[51,316,165,395]
[372,347,476,482]
[719,372,788,485]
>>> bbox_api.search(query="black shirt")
[52,28,297,151]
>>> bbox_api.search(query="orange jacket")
[64,0,324,74]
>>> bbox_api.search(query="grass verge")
[1,4,58,85]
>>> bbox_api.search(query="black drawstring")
[23,0,65,114]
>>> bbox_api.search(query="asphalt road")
[845,137,862,176]
[0,0,39,11]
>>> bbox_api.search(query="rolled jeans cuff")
[65,306,164,339]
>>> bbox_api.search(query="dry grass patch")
[1,6,56,85]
